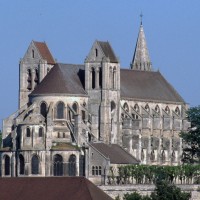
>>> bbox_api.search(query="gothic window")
[165,106,170,115]
[91,67,95,89]
[111,101,116,113]
[56,102,65,119]
[53,154,63,176]
[68,155,76,176]
[40,102,47,118]
[134,104,140,113]
[39,127,43,137]
[123,102,129,112]
[79,155,85,177]
[175,107,180,116]
[92,166,95,175]
[99,67,102,88]
[145,104,150,113]
[155,105,160,114]
[31,155,39,175]
[26,127,31,137]
[4,155,10,176]
[19,154,25,175]
[27,69,32,91]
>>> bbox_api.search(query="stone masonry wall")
[99,185,200,200]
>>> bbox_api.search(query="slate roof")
[31,63,87,96]
[97,41,118,63]
[0,177,113,200]
[120,69,185,103]
[91,143,139,164]
[33,41,55,64]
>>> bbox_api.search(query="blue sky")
[0,1,199,129]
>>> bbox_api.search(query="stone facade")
[1,23,189,184]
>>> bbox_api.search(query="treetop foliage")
[180,105,200,163]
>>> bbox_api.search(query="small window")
[92,166,95,175]
[39,127,43,137]
[4,155,10,176]
[19,154,25,175]
[26,127,31,137]
[32,49,35,58]
[111,101,116,113]
[91,68,95,89]
[95,166,98,175]
[95,49,98,57]
[31,155,39,175]
[99,166,102,175]
[40,102,47,118]
[56,102,64,119]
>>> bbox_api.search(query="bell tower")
[19,41,55,108]
[85,41,120,144]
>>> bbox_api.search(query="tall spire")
[130,16,152,71]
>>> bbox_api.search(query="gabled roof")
[0,177,113,200]
[33,41,55,64]
[31,63,87,96]
[91,143,139,164]
[97,41,118,63]
[120,69,185,103]
[131,24,152,71]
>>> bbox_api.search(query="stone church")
[1,21,189,183]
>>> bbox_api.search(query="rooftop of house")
[0,177,113,200]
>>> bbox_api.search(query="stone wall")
[99,185,200,200]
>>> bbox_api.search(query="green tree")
[180,105,200,163]
[123,192,151,200]
[122,182,191,200]
[150,180,191,200]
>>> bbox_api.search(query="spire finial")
[140,12,143,25]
